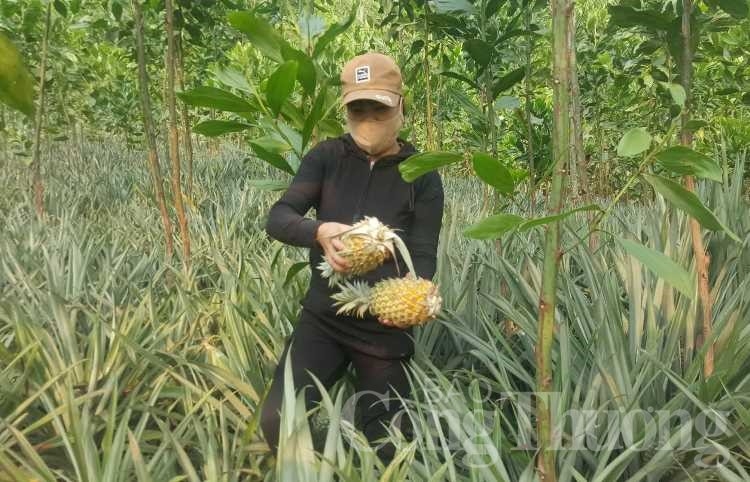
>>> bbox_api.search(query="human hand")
[315,222,353,273]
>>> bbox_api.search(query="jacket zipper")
[352,162,375,223]
[347,135,407,223]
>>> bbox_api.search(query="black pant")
[259,310,412,463]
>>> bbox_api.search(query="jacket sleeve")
[264,144,326,248]
[406,171,444,280]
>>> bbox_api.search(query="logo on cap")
[355,66,370,83]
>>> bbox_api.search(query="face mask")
[346,108,404,156]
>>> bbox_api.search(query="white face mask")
[346,108,404,157]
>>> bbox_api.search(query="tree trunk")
[31,3,51,219]
[536,1,575,481]
[176,30,194,196]
[568,7,585,204]
[525,3,536,212]
[478,6,497,211]
[588,116,602,251]
[436,45,444,151]
[165,0,191,267]
[423,7,434,151]
[209,108,219,157]
[132,0,174,259]
[680,0,713,378]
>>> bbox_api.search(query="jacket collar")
[340,133,417,166]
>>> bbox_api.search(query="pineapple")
[332,275,442,328]
[317,216,414,286]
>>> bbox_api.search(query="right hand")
[315,222,353,273]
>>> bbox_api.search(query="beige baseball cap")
[340,52,403,107]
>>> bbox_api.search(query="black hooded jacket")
[265,133,444,358]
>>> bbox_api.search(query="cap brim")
[342,90,400,107]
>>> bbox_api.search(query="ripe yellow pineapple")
[318,216,414,286]
[332,276,442,328]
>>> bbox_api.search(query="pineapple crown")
[330,280,373,317]
[317,216,417,285]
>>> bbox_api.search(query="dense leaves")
[655,146,722,182]
[0,33,35,116]
[227,11,287,62]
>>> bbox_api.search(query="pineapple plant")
[317,216,413,286]
[331,275,442,328]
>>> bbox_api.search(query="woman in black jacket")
[260,52,444,463]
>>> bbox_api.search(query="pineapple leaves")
[331,280,373,318]
[642,174,740,242]
[615,237,695,300]
[464,205,601,240]
[283,262,309,288]
[391,234,417,277]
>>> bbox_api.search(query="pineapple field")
[1,0,750,481]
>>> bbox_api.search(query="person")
[260,52,444,463]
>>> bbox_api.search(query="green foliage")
[617,127,652,157]
[227,11,287,62]
[615,236,695,299]
[491,67,526,100]
[464,204,601,239]
[471,152,515,194]
[311,4,357,58]
[0,32,35,116]
[463,38,492,67]
[249,137,295,175]
[177,86,255,112]
[663,82,686,107]
[655,146,722,182]
[643,173,741,241]
[193,120,252,137]
[3,142,749,479]
[0,1,748,477]
[266,60,298,117]
[463,212,525,239]
[716,0,749,19]
[180,6,356,178]
[399,151,463,181]
[432,0,476,15]
[608,5,675,32]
